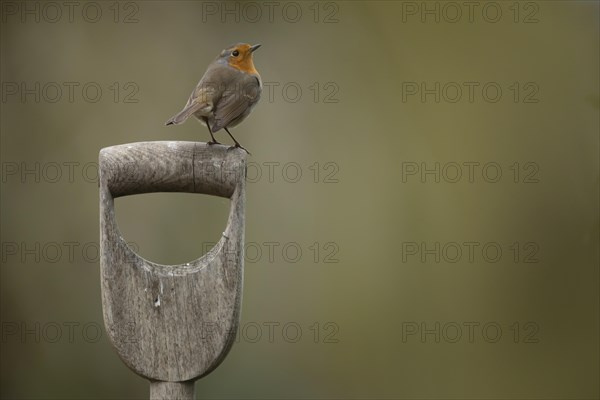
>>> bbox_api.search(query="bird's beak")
[249,44,261,53]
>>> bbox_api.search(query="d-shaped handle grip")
[99,141,246,198]
[98,141,247,396]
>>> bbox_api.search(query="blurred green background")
[1,1,598,398]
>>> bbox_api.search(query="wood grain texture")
[99,142,247,398]
[150,381,195,400]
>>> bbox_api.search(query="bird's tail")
[165,100,206,126]
[165,108,192,126]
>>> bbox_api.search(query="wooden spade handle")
[98,141,247,400]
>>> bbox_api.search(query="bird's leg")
[206,123,221,145]
[224,127,250,154]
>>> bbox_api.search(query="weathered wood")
[99,141,247,399]
[149,381,195,400]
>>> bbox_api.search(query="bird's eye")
[232,50,240,57]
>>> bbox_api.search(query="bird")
[165,43,262,154]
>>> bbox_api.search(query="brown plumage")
[166,43,262,153]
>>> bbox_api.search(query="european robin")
[165,43,262,153]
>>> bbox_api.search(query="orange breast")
[229,57,259,75]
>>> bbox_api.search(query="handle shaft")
[150,381,194,400]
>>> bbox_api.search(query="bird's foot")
[207,140,221,145]
[228,144,250,155]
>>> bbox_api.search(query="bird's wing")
[165,85,217,125]
[211,75,261,132]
